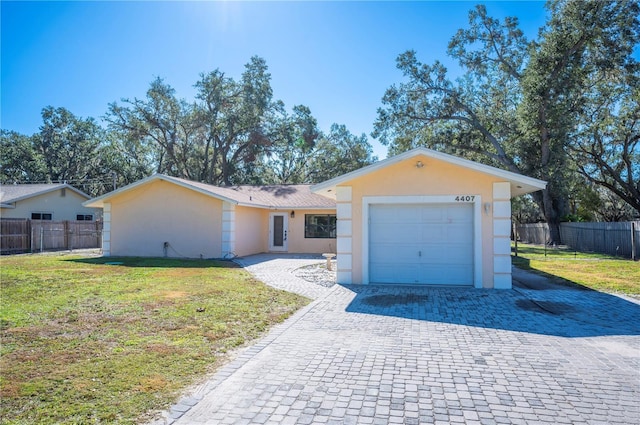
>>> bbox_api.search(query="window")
[76,214,93,221]
[31,212,52,220]
[305,214,336,238]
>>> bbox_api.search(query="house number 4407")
[455,195,475,202]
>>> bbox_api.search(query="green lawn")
[0,254,309,424]
[512,243,640,296]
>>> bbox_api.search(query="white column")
[493,182,512,289]
[221,202,236,258]
[336,186,352,284]
[102,202,111,256]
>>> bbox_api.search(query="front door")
[269,213,288,252]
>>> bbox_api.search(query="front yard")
[512,243,640,297]
[0,254,309,424]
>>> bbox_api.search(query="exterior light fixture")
[484,203,491,214]
[416,161,424,168]
[290,211,295,218]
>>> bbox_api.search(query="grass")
[512,243,640,296]
[0,254,309,424]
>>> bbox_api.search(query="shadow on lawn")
[511,256,594,291]
[342,278,640,338]
[66,257,239,269]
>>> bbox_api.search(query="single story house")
[83,175,337,259]
[1,183,98,221]
[84,148,546,289]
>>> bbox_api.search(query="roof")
[311,147,547,198]
[0,183,91,207]
[83,174,336,210]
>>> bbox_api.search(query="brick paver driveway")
[153,256,640,425]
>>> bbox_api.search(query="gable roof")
[0,183,91,208]
[311,147,547,198]
[83,174,336,210]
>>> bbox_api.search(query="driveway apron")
[153,255,640,425]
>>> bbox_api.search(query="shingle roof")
[84,175,336,209]
[0,183,90,204]
[173,178,336,209]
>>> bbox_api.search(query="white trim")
[336,203,352,219]
[493,219,511,237]
[102,202,111,256]
[492,182,512,289]
[494,274,512,289]
[84,174,337,210]
[494,256,512,274]
[84,174,240,208]
[362,195,482,288]
[336,186,353,202]
[493,182,511,200]
[493,237,511,255]
[3,183,91,204]
[312,147,546,198]
[493,201,511,218]
[337,236,352,253]
[337,271,353,285]
[268,212,289,252]
[339,254,352,270]
[221,202,236,258]
[336,220,352,237]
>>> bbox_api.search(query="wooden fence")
[1,219,102,255]
[515,221,640,260]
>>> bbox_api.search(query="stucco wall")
[235,206,266,257]
[1,189,98,221]
[341,154,503,288]
[109,180,222,258]
[283,209,337,254]
[234,207,336,256]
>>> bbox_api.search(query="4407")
[454,195,475,202]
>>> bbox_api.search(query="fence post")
[40,225,44,253]
[632,222,637,261]
[64,221,69,251]
[27,219,32,253]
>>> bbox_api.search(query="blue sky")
[1,1,549,159]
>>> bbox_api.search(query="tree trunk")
[531,187,563,245]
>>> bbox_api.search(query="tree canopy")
[2,2,638,232]
[373,0,640,241]
[1,57,376,196]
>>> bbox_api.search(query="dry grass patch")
[0,255,309,424]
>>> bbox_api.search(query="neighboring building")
[1,183,99,221]
[84,148,546,289]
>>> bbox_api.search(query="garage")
[368,203,474,285]
[311,147,547,289]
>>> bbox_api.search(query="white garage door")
[369,203,474,285]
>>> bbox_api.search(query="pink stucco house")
[85,148,546,289]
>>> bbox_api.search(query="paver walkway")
[234,254,332,300]
[151,256,640,425]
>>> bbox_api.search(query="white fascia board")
[157,175,241,205]
[62,184,92,200]
[83,174,241,208]
[5,183,91,204]
[83,174,161,208]
[311,147,547,198]
[237,204,336,210]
